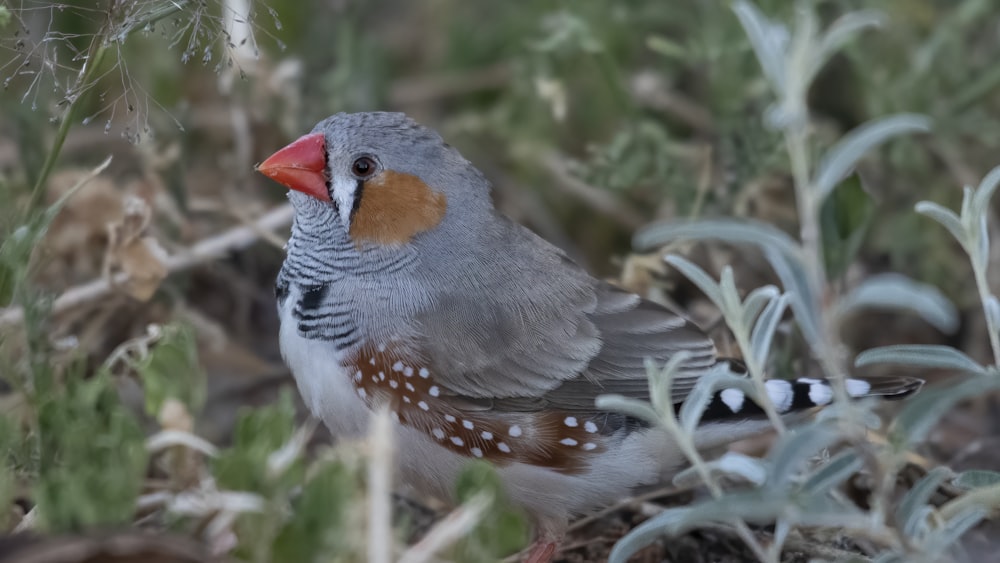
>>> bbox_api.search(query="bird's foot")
[523,539,558,563]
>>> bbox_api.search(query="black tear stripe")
[274,279,289,303]
[297,285,328,314]
[350,178,365,223]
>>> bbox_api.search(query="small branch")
[630,71,715,134]
[0,203,294,327]
[398,493,492,563]
[389,64,511,107]
[368,409,394,563]
[540,153,646,230]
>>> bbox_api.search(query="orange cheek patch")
[349,170,447,246]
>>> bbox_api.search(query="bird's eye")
[351,156,377,179]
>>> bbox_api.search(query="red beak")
[256,133,330,201]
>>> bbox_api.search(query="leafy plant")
[605,2,1000,562]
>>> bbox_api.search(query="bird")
[256,112,922,563]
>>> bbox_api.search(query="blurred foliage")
[134,324,206,417]
[33,369,147,532]
[452,461,531,561]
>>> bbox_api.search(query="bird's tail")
[698,373,923,423]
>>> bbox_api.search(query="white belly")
[278,287,370,438]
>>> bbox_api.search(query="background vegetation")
[1,0,1000,561]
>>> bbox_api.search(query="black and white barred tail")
[697,374,924,423]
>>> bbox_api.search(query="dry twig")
[0,204,294,327]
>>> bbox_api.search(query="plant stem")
[784,126,853,405]
[26,0,191,211]
[28,40,107,211]
[972,262,1000,366]
[661,400,774,562]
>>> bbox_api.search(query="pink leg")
[523,539,558,563]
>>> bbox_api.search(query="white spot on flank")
[369,357,376,365]
[417,401,430,411]
[481,431,493,440]
[582,442,597,451]
[497,442,511,453]
[584,421,598,433]
[560,438,578,446]
[450,436,464,446]
[354,371,362,381]
[470,447,483,458]
[444,414,457,423]
[371,375,378,383]
[846,379,872,396]
[508,425,523,437]
[389,380,399,389]
[463,420,474,429]
[766,380,794,412]
[378,371,385,381]
[357,388,367,399]
[403,396,411,403]
[808,383,834,405]
[720,388,745,413]
[378,343,386,352]
[418,368,429,378]
[428,386,440,397]
[432,428,445,440]
[405,382,415,392]
[403,366,414,377]
[392,361,404,372]
[564,416,578,427]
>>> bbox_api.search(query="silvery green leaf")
[986,296,1000,334]
[679,365,752,434]
[897,466,952,537]
[765,246,822,348]
[718,267,743,320]
[835,274,959,333]
[664,255,725,311]
[952,470,1000,491]
[607,506,694,563]
[750,292,791,363]
[874,553,906,563]
[732,1,788,93]
[672,452,769,488]
[743,285,781,328]
[633,219,818,346]
[814,401,883,429]
[960,185,975,223]
[977,212,990,268]
[608,491,790,563]
[816,10,885,66]
[634,218,802,258]
[854,345,986,374]
[915,201,965,246]
[814,114,931,201]
[891,375,1000,446]
[647,353,691,416]
[802,449,863,495]
[925,505,989,555]
[767,422,839,489]
[594,394,661,427]
[971,165,1000,217]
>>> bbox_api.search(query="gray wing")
[415,217,718,412]
[486,282,720,412]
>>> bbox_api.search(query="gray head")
[259,112,495,254]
